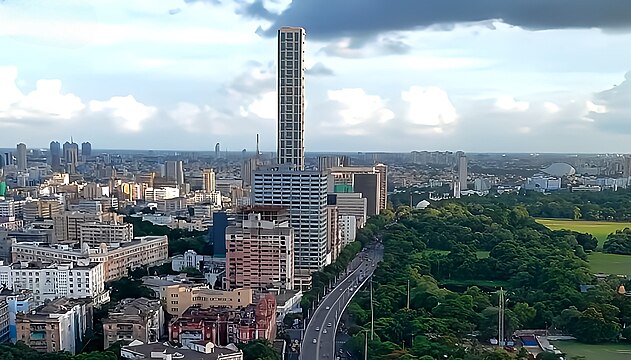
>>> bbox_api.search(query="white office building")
[339,215,357,246]
[0,260,108,305]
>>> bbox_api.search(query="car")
[312,338,317,344]
[327,322,332,327]
[323,329,328,334]
[315,327,320,331]
[325,306,330,310]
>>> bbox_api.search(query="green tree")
[239,340,280,360]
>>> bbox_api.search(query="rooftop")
[122,341,242,360]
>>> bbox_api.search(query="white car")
[312,338,317,344]
[325,306,330,310]
[315,327,320,331]
[323,329,328,334]
[327,322,332,327]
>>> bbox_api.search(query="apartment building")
[16,297,92,354]
[226,213,294,292]
[160,284,253,316]
[23,199,63,222]
[121,341,243,360]
[330,192,367,228]
[53,211,122,243]
[11,236,168,281]
[0,298,8,342]
[79,222,133,246]
[0,260,108,305]
[0,288,34,343]
[103,297,164,349]
[339,215,358,246]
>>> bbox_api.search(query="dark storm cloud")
[305,62,335,76]
[262,0,631,39]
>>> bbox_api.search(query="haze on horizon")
[1,0,631,153]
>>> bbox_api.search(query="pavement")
[300,243,383,360]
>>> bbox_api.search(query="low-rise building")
[0,297,8,342]
[16,297,93,354]
[79,221,134,246]
[11,236,168,282]
[103,297,164,349]
[0,288,34,343]
[153,281,252,317]
[0,260,109,305]
[169,293,276,346]
[172,249,215,272]
[121,340,243,360]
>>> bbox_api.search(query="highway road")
[300,243,383,360]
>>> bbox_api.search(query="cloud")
[494,96,530,112]
[263,0,631,40]
[319,88,394,135]
[319,36,412,58]
[89,96,157,132]
[236,0,277,20]
[225,61,276,96]
[246,91,277,119]
[0,66,85,120]
[168,102,232,134]
[305,62,335,76]
[401,86,458,129]
[588,71,631,132]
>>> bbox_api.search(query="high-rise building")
[457,151,468,191]
[375,163,388,210]
[226,212,294,291]
[202,168,216,193]
[214,143,221,159]
[624,156,631,187]
[164,160,184,186]
[329,165,387,215]
[277,27,306,170]
[81,142,92,157]
[252,165,328,290]
[63,141,79,174]
[49,141,61,171]
[16,143,27,171]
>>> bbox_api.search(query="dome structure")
[415,200,431,209]
[542,163,576,177]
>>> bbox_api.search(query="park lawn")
[551,341,631,360]
[587,252,631,275]
[536,218,631,246]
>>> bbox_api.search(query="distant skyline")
[1,1,631,153]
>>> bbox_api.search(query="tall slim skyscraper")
[165,160,184,186]
[214,143,221,159]
[49,141,61,171]
[63,141,79,174]
[457,151,468,191]
[202,168,216,193]
[16,143,27,171]
[81,142,92,157]
[277,27,306,170]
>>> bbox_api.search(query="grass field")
[536,219,631,246]
[551,341,631,360]
[587,252,631,275]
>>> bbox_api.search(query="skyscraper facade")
[277,27,306,170]
[63,141,79,174]
[202,168,216,193]
[16,143,27,171]
[165,160,184,186]
[457,151,468,190]
[49,141,61,171]
[81,142,92,157]
[252,165,328,290]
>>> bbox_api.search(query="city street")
[300,244,383,360]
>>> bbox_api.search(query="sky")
[1,0,631,153]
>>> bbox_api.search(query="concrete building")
[145,187,180,201]
[327,205,341,262]
[122,340,243,360]
[339,215,357,246]
[277,27,306,170]
[81,142,92,157]
[11,236,169,282]
[0,288,34,343]
[49,141,61,171]
[0,297,8,342]
[354,173,380,216]
[0,260,109,305]
[226,213,294,292]
[63,141,79,174]
[23,199,63,222]
[103,297,164,349]
[16,143,27,172]
[252,165,328,289]
[161,284,252,316]
[0,199,16,217]
[16,297,92,354]
[171,249,215,272]
[331,193,367,228]
[169,294,276,346]
[165,160,184,187]
[457,151,468,191]
[329,165,387,215]
[79,221,134,246]
[203,169,216,193]
[53,211,122,244]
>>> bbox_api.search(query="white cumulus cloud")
[89,95,156,132]
[324,88,395,133]
[494,96,530,112]
[401,86,458,128]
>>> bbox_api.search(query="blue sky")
[1,0,631,153]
